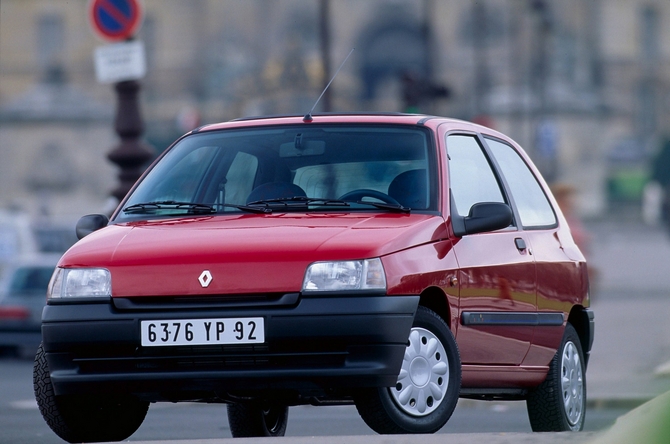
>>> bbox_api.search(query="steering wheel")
[338,189,401,206]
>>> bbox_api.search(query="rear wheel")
[33,343,149,443]
[227,402,288,437]
[527,323,586,431]
[354,306,461,434]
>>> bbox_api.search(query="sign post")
[88,0,153,206]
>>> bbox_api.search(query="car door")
[484,136,582,367]
[446,134,536,366]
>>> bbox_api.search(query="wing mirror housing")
[452,202,513,237]
[75,214,109,239]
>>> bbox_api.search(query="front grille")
[112,292,300,310]
[73,342,348,374]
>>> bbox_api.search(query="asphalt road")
[0,355,627,444]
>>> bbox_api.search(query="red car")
[34,114,593,442]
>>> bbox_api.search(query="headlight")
[47,268,112,300]
[302,258,386,293]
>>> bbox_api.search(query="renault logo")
[198,270,213,288]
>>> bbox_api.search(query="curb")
[654,360,670,377]
[586,397,651,410]
[588,390,670,444]
[456,397,653,411]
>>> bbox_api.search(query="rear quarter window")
[485,137,557,228]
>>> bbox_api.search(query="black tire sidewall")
[376,306,461,433]
[34,343,77,443]
[33,343,149,443]
[227,403,288,437]
[557,324,587,431]
[527,323,587,432]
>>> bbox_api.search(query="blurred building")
[0,0,669,220]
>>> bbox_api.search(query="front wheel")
[527,323,586,431]
[354,306,461,434]
[33,343,149,443]
[227,402,288,437]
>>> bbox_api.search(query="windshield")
[115,124,436,221]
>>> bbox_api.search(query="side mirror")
[75,214,109,239]
[462,202,513,236]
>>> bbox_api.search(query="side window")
[485,137,556,228]
[447,135,505,217]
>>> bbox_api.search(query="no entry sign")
[88,0,144,42]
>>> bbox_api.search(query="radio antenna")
[303,48,354,122]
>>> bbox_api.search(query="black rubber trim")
[112,293,301,310]
[416,116,438,125]
[586,308,595,353]
[460,388,528,400]
[461,311,564,326]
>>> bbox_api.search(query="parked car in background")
[32,224,79,254]
[34,114,593,442]
[0,210,39,273]
[0,254,59,357]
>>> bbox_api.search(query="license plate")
[140,317,264,347]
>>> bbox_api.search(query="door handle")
[515,238,527,251]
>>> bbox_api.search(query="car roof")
[191,113,497,135]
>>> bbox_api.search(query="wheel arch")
[419,286,453,331]
[567,305,594,368]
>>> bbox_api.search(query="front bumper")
[41,294,419,401]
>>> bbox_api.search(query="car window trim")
[443,130,520,235]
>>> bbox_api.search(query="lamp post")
[107,79,154,203]
[319,0,332,112]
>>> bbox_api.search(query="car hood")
[60,213,445,297]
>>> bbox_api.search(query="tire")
[527,323,586,432]
[227,402,288,437]
[354,306,461,434]
[33,343,149,443]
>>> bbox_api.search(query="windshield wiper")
[123,201,216,214]
[246,196,409,213]
[246,196,351,209]
[352,201,411,213]
[123,201,271,215]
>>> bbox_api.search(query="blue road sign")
[89,0,143,42]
